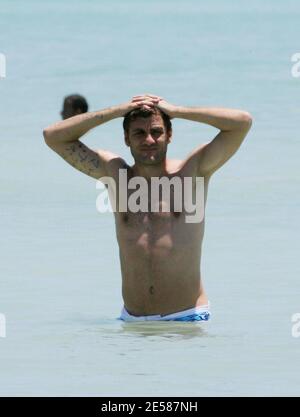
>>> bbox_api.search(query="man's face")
[125,114,172,165]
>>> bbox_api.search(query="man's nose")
[144,134,156,145]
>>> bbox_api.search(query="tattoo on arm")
[60,141,103,178]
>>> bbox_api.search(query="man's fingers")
[130,94,164,112]
[132,94,161,101]
[141,105,152,111]
[132,100,154,106]
[132,101,153,111]
[131,97,159,103]
[139,101,156,108]
[131,98,158,108]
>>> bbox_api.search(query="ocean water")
[0,0,300,396]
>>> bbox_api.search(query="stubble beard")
[131,146,168,166]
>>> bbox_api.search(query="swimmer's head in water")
[61,94,89,119]
[123,108,172,166]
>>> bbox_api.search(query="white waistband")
[119,303,211,322]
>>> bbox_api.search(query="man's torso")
[108,158,210,316]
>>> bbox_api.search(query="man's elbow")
[239,111,253,131]
[43,127,61,149]
[43,127,53,144]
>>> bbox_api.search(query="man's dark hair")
[64,94,89,113]
[123,107,172,134]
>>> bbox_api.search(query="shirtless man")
[43,94,252,322]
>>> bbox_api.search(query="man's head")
[61,94,89,119]
[123,107,172,166]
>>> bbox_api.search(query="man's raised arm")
[157,99,253,177]
[43,95,161,179]
[43,104,128,179]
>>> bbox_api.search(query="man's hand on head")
[121,93,177,117]
[119,94,161,116]
[132,93,177,119]
[131,94,162,111]
[156,98,177,119]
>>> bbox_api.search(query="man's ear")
[124,132,130,147]
[167,129,172,144]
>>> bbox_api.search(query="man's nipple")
[122,213,129,222]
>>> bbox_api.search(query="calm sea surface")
[0,0,300,396]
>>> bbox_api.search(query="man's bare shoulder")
[179,144,210,177]
[167,152,212,183]
[167,155,202,177]
[166,159,184,174]
[97,149,128,176]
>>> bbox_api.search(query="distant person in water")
[61,94,89,119]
